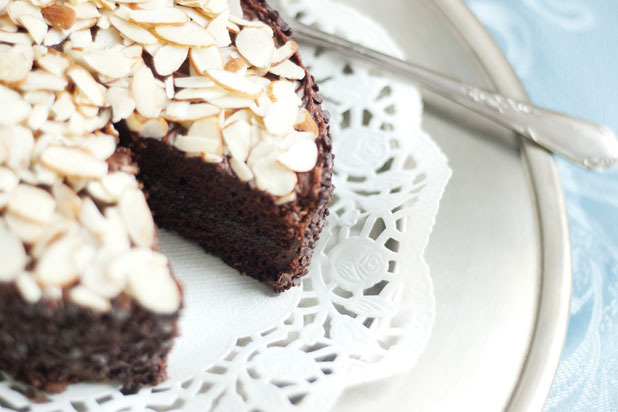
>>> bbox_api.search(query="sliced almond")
[68,66,106,107]
[230,157,253,182]
[205,68,262,96]
[18,14,48,45]
[20,69,67,91]
[107,86,136,122]
[252,157,298,197]
[140,117,169,138]
[6,212,45,243]
[0,226,27,282]
[175,134,221,154]
[70,3,100,20]
[109,15,158,45]
[0,43,33,84]
[278,139,318,173]
[222,120,251,161]
[80,133,117,160]
[295,108,319,135]
[263,100,300,136]
[0,95,31,126]
[174,87,226,102]
[52,181,81,219]
[174,75,215,89]
[189,45,223,73]
[35,50,70,77]
[127,259,180,314]
[163,101,219,121]
[153,44,188,76]
[27,103,49,130]
[35,234,81,287]
[8,184,55,224]
[7,1,42,24]
[131,65,163,118]
[0,30,33,45]
[207,10,230,47]
[0,125,34,171]
[15,272,42,303]
[269,59,305,80]
[41,146,108,178]
[87,180,114,203]
[235,27,274,69]
[224,57,246,73]
[119,188,155,248]
[84,49,133,79]
[153,22,215,47]
[101,172,137,201]
[201,152,223,163]
[272,40,298,65]
[69,285,111,312]
[51,91,75,122]
[228,0,242,17]
[42,4,76,30]
[129,7,187,25]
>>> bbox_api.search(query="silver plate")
[331,1,572,411]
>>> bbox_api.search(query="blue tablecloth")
[464,1,618,410]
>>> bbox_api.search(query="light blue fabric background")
[463,1,618,410]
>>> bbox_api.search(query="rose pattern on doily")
[0,1,451,411]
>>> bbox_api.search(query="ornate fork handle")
[287,20,618,170]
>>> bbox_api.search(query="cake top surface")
[0,0,321,313]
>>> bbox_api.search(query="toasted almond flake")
[109,15,158,45]
[174,75,215,88]
[263,100,300,136]
[119,188,155,248]
[35,50,70,77]
[18,14,48,45]
[101,172,137,201]
[16,272,42,302]
[175,135,220,154]
[153,44,188,76]
[41,146,108,178]
[230,157,253,182]
[87,180,114,203]
[163,101,219,121]
[70,3,100,20]
[0,95,31,126]
[177,5,208,27]
[207,10,230,47]
[129,7,187,26]
[140,117,168,138]
[267,80,301,104]
[81,133,117,160]
[131,65,163,118]
[269,59,305,80]
[0,226,27,281]
[205,68,262,96]
[189,45,223,73]
[174,87,226,101]
[0,43,33,84]
[52,181,81,219]
[128,260,180,314]
[272,40,298,65]
[0,30,33,45]
[222,120,251,161]
[229,15,273,35]
[295,108,320,135]
[68,66,106,107]
[7,1,42,23]
[94,26,123,49]
[153,22,215,47]
[224,57,246,73]
[84,49,133,79]
[252,157,298,196]
[69,285,111,312]
[8,184,55,224]
[35,235,80,287]
[278,139,318,172]
[20,70,67,92]
[107,86,135,122]
[235,27,274,69]
[42,4,76,30]
[51,91,75,121]
[6,212,45,243]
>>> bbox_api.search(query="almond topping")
[68,67,106,107]
[107,86,136,123]
[163,101,219,121]
[205,68,262,96]
[295,108,319,135]
[109,15,158,45]
[0,43,33,84]
[35,234,81,287]
[0,226,27,282]
[42,4,75,30]
[16,272,42,303]
[127,260,180,314]
[252,157,298,197]
[18,14,48,45]
[131,65,163,118]
[263,100,300,136]
[119,188,155,248]
[189,46,223,73]
[153,22,216,47]
[129,7,187,26]
[269,59,305,80]
[235,27,274,69]
[40,146,108,178]
[278,139,318,173]
[84,49,133,79]
[272,40,298,65]
[8,184,55,224]
[230,157,253,182]
[207,10,230,47]
[153,44,188,76]
[20,70,67,91]
[69,285,111,312]
[222,120,251,161]
[224,57,246,73]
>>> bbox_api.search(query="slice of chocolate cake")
[0,0,332,393]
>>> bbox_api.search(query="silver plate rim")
[432,1,572,410]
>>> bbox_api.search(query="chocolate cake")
[0,0,332,394]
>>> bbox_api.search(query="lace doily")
[0,1,451,410]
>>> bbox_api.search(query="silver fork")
[271,2,618,171]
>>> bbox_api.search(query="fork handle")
[290,24,618,170]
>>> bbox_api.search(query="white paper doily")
[0,1,451,411]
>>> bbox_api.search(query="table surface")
[463,1,618,411]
